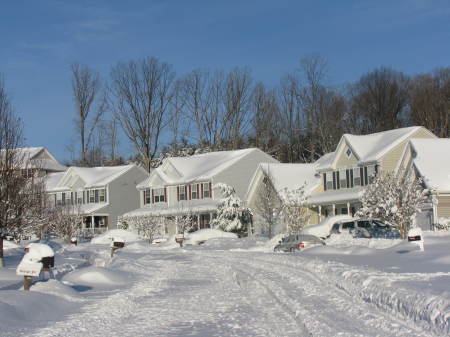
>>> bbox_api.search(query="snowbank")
[184,229,237,245]
[90,229,141,244]
[63,266,130,288]
[326,233,401,249]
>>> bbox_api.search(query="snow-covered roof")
[307,187,364,206]
[45,172,66,190]
[139,148,274,187]
[315,152,335,171]
[409,139,450,193]
[73,203,109,215]
[59,164,137,189]
[259,163,320,194]
[320,126,434,171]
[0,147,67,172]
[123,199,220,217]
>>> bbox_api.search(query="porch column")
[91,216,95,233]
[209,213,213,228]
[318,205,322,222]
[197,214,200,230]
[175,216,179,234]
[347,202,351,216]
[332,204,336,216]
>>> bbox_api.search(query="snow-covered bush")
[210,183,251,236]
[434,218,450,231]
[357,172,427,238]
[279,185,310,233]
[121,215,164,243]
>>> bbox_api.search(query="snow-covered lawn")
[1,231,449,336]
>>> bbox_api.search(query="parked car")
[330,219,400,239]
[301,215,354,239]
[274,234,325,252]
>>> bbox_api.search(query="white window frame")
[191,184,199,200]
[353,167,361,186]
[179,185,186,201]
[153,188,165,203]
[89,190,95,203]
[339,169,347,189]
[203,183,210,198]
[367,165,376,184]
[325,172,333,190]
[99,189,106,202]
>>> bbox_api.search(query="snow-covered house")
[46,164,149,233]
[246,163,321,235]
[122,148,279,234]
[399,138,450,229]
[2,147,67,177]
[307,126,436,221]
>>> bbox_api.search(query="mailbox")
[17,243,54,290]
[175,235,185,247]
[110,237,125,257]
[407,227,424,251]
[70,237,78,245]
[112,241,125,248]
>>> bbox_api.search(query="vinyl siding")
[437,196,450,218]
[335,145,358,168]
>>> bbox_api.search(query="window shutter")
[360,167,364,186]
[164,187,167,203]
[143,191,146,204]
[200,183,204,199]
[346,170,350,188]
[364,167,368,185]
[177,186,180,201]
[323,173,327,191]
[197,184,200,198]
[350,169,354,188]
[189,185,192,200]
[151,189,154,203]
[336,171,340,189]
[209,182,212,198]
[332,172,336,190]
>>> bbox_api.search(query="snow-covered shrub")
[434,218,450,231]
[357,172,427,238]
[121,215,164,243]
[279,185,310,233]
[210,183,251,237]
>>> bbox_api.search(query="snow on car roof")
[410,138,450,193]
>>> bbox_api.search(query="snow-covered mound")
[326,233,401,249]
[62,266,130,288]
[90,229,141,244]
[31,279,81,301]
[184,229,237,245]
[3,240,20,249]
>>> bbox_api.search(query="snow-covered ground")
[1,230,449,336]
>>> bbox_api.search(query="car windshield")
[331,223,340,231]
[342,221,355,229]
[357,220,372,228]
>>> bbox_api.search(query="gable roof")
[315,152,335,171]
[323,126,435,170]
[55,164,138,190]
[139,148,275,187]
[1,147,67,172]
[409,139,450,193]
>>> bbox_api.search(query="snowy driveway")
[26,247,438,337]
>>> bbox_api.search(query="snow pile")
[62,266,130,288]
[184,229,237,245]
[31,279,82,301]
[25,243,55,258]
[3,240,20,249]
[90,229,141,244]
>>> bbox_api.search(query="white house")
[245,162,321,235]
[122,148,279,234]
[399,138,450,229]
[307,126,436,222]
[46,164,149,233]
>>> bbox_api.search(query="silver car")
[274,234,325,252]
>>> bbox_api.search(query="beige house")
[122,148,279,234]
[399,138,450,229]
[307,126,436,222]
[46,164,149,233]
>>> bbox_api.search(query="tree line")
[68,55,450,169]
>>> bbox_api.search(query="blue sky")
[1,0,449,162]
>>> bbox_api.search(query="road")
[29,248,434,337]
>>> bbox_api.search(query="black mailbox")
[113,241,125,249]
[40,256,54,269]
[408,235,421,242]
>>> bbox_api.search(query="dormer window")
[346,148,352,158]
[153,188,166,203]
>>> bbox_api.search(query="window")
[153,188,165,203]
[191,184,199,199]
[203,183,210,198]
[62,193,66,206]
[94,190,99,203]
[367,165,377,184]
[99,189,106,202]
[76,192,83,204]
[346,148,352,157]
[89,190,95,203]
[353,167,361,186]
[178,185,186,201]
[325,172,333,190]
[342,221,355,230]
[56,193,62,206]
[339,169,347,189]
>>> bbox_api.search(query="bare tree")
[121,215,164,244]
[109,57,176,171]
[409,67,450,137]
[349,67,409,134]
[71,63,103,166]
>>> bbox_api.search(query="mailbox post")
[407,227,424,251]
[16,243,54,290]
[175,234,184,247]
[110,237,125,257]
